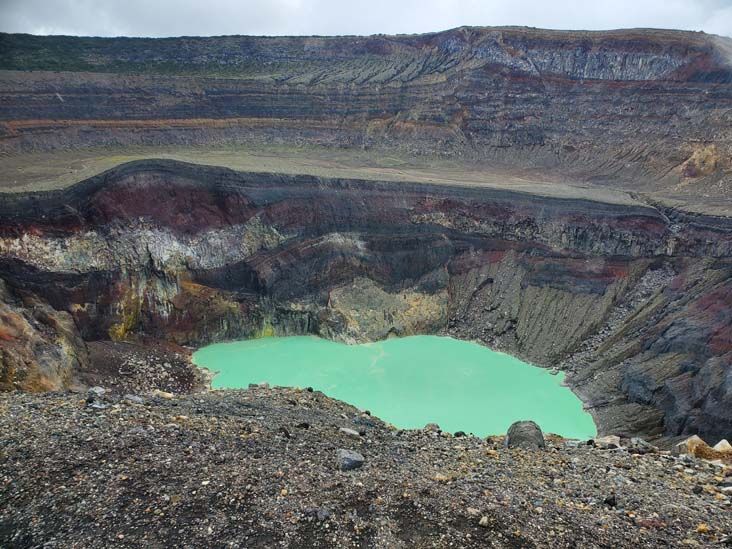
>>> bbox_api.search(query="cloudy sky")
[1,0,731,38]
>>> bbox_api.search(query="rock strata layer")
[2,27,732,205]
[0,160,731,440]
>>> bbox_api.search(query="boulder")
[504,421,545,450]
[593,435,621,449]
[627,437,658,454]
[335,449,365,471]
[713,439,732,452]
[671,435,709,457]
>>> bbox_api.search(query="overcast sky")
[1,0,731,38]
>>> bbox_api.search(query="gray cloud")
[0,0,731,38]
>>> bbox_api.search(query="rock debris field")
[1,386,731,548]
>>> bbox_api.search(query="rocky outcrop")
[0,159,731,441]
[0,278,87,391]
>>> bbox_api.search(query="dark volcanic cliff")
[2,27,732,202]
[1,159,731,442]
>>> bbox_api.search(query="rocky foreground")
[1,387,731,548]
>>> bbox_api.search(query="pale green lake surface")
[193,335,596,439]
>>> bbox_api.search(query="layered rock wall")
[2,28,732,193]
[0,160,731,440]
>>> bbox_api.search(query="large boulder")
[504,421,545,450]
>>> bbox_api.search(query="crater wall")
[1,160,731,440]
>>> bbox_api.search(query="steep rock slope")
[0,160,731,440]
[1,27,732,202]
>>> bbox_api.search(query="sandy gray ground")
[1,386,731,548]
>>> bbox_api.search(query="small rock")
[339,427,361,438]
[627,437,658,454]
[123,394,144,404]
[87,386,106,397]
[304,507,332,521]
[454,431,466,438]
[505,421,545,450]
[152,389,174,400]
[692,485,704,495]
[423,423,441,433]
[604,494,617,508]
[478,516,489,527]
[336,449,365,471]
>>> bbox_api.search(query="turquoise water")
[193,335,596,438]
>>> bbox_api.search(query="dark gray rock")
[336,449,365,471]
[504,421,545,450]
[303,507,332,521]
[627,437,658,455]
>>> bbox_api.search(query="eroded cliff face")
[2,27,732,201]
[0,160,730,440]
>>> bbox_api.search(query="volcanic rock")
[504,420,545,450]
[336,449,365,471]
